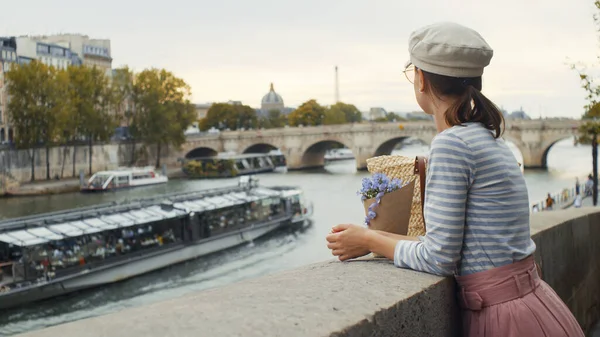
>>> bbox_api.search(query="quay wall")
[0,143,177,185]
[16,208,600,337]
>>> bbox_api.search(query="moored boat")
[324,148,355,162]
[81,167,168,192]
[182,152,287,179]
[0,176,312,310]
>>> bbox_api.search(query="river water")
[0,138,594,335]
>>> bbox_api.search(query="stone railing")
[17,208,600,337]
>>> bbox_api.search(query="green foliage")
[132,68,196,167]
[6,61,70,180]
[200,103,258,131]
[328,102,362,124]
[110,66,135,125]
[288,99,326,126]
[386,112,405,122]
[323,105,346,125]
[6,61,65,149]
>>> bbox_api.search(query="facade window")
[36,44,50,54]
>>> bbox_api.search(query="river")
[0,137,594,335]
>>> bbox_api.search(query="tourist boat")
[324,148,355,162]
[81,167,168,192]
[182,152,287,179]
[0,176,312,310]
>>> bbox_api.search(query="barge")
[182,152,287,179]
[0,176,312,310]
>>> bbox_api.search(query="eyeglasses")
[403,63,415,84]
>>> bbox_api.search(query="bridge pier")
[521,149,547,169]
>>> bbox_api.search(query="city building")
[0,37,17,144]
[259,83,292,116]
[508,107,531,120]
[368,107,388,120]
[15,37,73,70]
[30,34,111,74]
[195,103,212,121]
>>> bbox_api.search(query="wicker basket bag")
[366,155,427,237]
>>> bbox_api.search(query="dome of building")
[261,83,284,110]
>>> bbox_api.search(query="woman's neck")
[430,98,454,133]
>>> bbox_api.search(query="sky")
[2,0,599,117]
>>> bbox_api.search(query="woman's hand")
[326,224,371,261]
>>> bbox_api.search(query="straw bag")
[366,155,427,237]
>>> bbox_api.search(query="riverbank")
[0,167,186,198]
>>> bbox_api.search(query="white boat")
[82,167,168,192]
[324,148,355,162]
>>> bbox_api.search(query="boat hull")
[80,178,168,193]
[0,217,300,311]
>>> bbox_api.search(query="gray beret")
[408,22,493,78]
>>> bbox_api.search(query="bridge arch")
[243,143,279,154]
[185,147,218,159]
[540,136,576,169]
[300,139,354,169]
[373,136,430,157]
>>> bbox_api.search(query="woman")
[325,22,584,337]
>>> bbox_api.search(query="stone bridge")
[176,120,581,170]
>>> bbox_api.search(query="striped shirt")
[394,122,536,276]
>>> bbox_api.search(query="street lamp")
[593,121,598,206]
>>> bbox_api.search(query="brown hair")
[420,69,504,138]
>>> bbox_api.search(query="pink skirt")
[455,255,584,337]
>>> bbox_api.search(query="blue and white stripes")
[394,122,536,276]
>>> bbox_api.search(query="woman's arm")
[364,231,419,260]
[374,230,420,242]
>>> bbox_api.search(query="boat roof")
[0,205,185,247]
[189,153,283,160]
[0,184,289,247]
[92,167,158,176]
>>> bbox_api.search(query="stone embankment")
[15,207,600,337]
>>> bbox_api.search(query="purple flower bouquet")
[358,173,415,247]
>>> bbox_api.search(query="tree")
[6,61,66,181]
[328,102,362,124]
[110,67,136,164]
[132,68,196,168]
[67,65,115,175]
[323,106,346,125]
[200,103,257,131]
[267,109,286,128]
[386,112,406,122]
[111,66,135,127]
[572,1,600,206]
[288,99,326,126]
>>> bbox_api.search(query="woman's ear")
[417,69,426,93]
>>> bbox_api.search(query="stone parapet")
[16,208,600,337]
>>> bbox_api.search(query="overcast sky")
[2,0,599,117]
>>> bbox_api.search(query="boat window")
[89,174,111,188]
